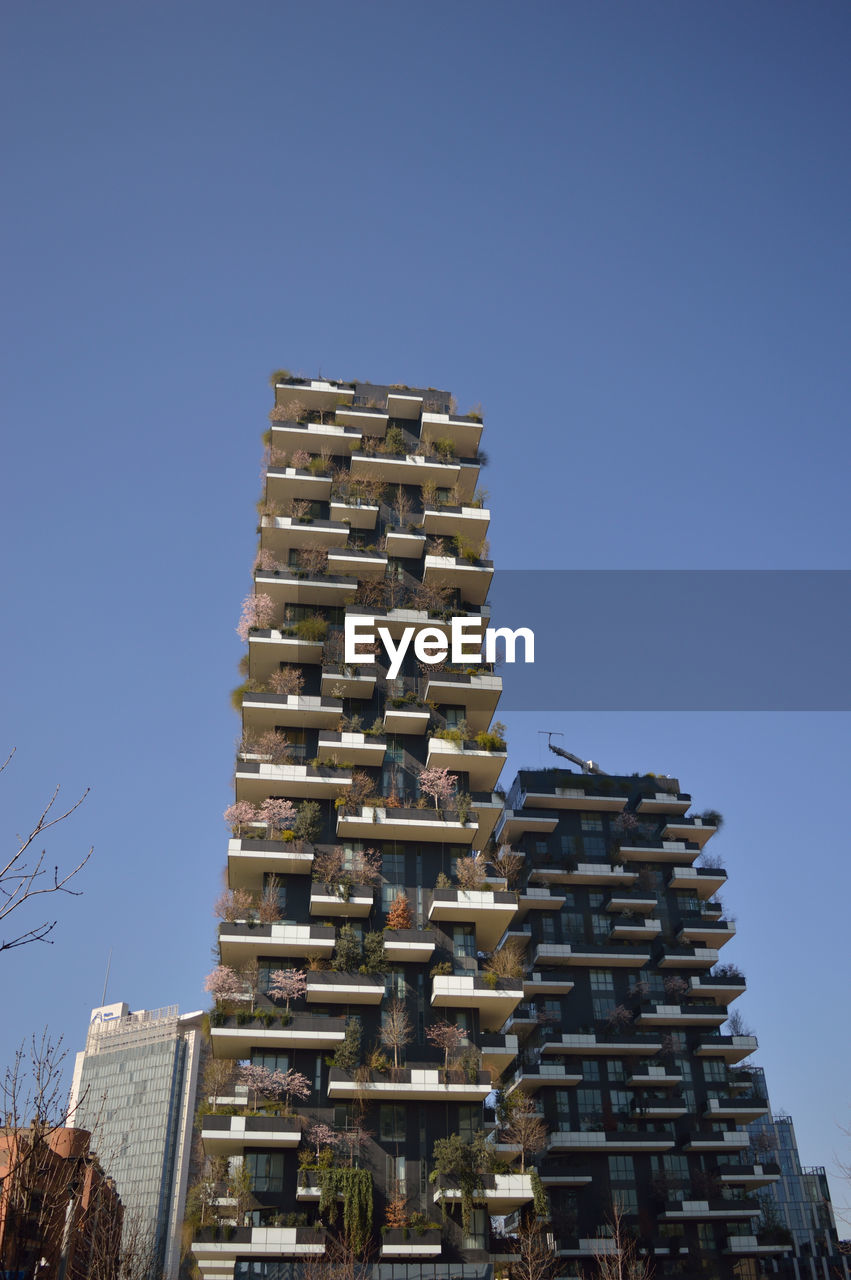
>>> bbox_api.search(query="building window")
[593,996,616,1021]
[581,814,604,832]
[589,969,615,993]
[380,1105,406,1142]
[581,1059,600,1082]
[244,1151,284,1193]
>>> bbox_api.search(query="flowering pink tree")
[305,1123,340,1157]
[223,801,257,836]
[280,1068,311,1113]
[268,968,307,1010]
[258,797,296,837]
[237,592,276,642]
[239,1062,275,1110]
[204,965,244,1006]
[426,1020,467,1071]
[418,767,458,811]
[291,450,311,470]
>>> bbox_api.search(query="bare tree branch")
[0,750,92,953]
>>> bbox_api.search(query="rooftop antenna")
[538,731,607,775]
[100,948,112,1007]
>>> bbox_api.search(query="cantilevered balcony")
[617,840,700,865]
[531,862,637,888]
[434,1174,534,1214]
[689,973,746,1005]
[386,391,423,418]
[605,894,657,914]
[327,1064,492,1101]
[627,1066,683,1087]
[704,1097,770,1124]
[480,1032,519,1074]
[316,731,387,767]
[542,1032,662,1058]
[254,568,358,608]
[329,499,379,529]
[683,1130,751,1153]
[384,528,426,558]
[657,945,720,970]
[350,452,478,502]
[426,734,507,790]
[420,410,483,458]
[725,1234,793,1255]
[192,1225,324,1276]
[383,928,436,963]
[273,377,354,413]
[637,791,691,815]
[382,706,432,734]
[308,883,374,918]
[210,1012,345,1057]
[334,406,388,436]
[428,888,517,950]
[676,917,736,946]
[663,816,718,847]
[327,547,387,579]
[241,691,342,730]
[495,809,559,844]
[533,942,651,969]
[235,761,350,802]
[422,504,490,538]
[422,671,501,732]
[259,514,349,553]
[548,1129,676,1153]
[319,666,377,698]
[630,1099,689,1120]
[523,971,575,996]
[226,837,314,889]
[717,1162,780,1187]
[381,1230,442,1259]
[609,917,663,942]
[337,805,476,845]
[265,466,332,504]
[506,1063,582,1094]
[430,974,523,1031]
[695,1034,758,1063]
[662,1199,758,1222]
[514,785,630,813]
[247,630,324,681]
[422,554,493,606]
[668,865,727,898]
[636,1003,727,1028]
[200,1114,301,1155]
[517,887,568,917]
[218,921,335,965]
[305,971,385,1004]
[269,419,361,455]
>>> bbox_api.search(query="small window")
[380,1105,406,1142]
[581,814,604,832]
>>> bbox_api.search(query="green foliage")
[293,800,321,844]
[474,723,506,751]
[360,931,388,974]
[455,792,472,824]
[332,923,362,972]
[269,368,292,385]
[433,437,455,460]
[530,1168,550,1220]
[429,1133,483,1234]
[295,615,327,641]
[434,872,452,889]
[383,425,406,454]
[429,961,453,977]
[316,1167,373,1254]
[332,1018,362,1071]
[701,808,724,828]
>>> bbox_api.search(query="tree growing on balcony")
[294,800,322,844]
[485,937,527,983]
[236,592,275,641]
[426,1021,467,1073]
[203,965,244,1006]
[268,968,307,1011]
[306,1123,341,1158]
[332,923,363,972]
[380,999,413,1071]
[385,893,413,930]
[502,1090,547,1173]
[332,1019,362,1073]
[239,1063,286,1111]
[280,1068,311,1113]
[418,767,458,812]
[223,801,257,837]
[456,852,488,891]
[268,667,304,696]
[299,546,329,578]
[212,886,256,923]
[258,876,284,923]
[258,796,296,837]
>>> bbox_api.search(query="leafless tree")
[0,750,92,953]
[503,1090,548,1172]
[507,1213,560,1280]
[379,999,413,1071]
[586,1203,654,1280]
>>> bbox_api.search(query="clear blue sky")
[1,0,849,1219]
